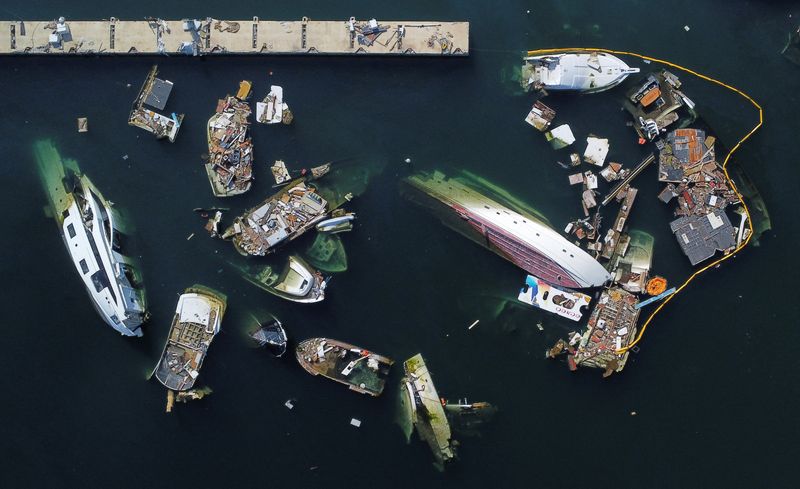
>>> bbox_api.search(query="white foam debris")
[350,418,362,427]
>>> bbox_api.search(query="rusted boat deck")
[1,17,469,56]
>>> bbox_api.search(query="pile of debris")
[624,70,696,141]
[204,82,254,197]
[128,65,183,142]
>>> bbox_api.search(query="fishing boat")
[249,317,288,357]
[295,338,394,396]
[36,140,148,337]
[239,255,328,303]
[154,285,227,391]
[222,179,329,256]
[521,51,639,93]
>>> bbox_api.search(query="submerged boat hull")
[296,338,393,396]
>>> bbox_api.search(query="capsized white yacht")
[521,51,639,93]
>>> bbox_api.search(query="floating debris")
[166,386,214,413]
[517,275,591,321]
[600,186,637,260]
[204,211,222,237]
[237,255,328,303]
[520,51,639,93]
[560,287,640,376]
[205,82,254,197]
[296,338,394,396]
[612,230,654,294]
[624,70,695,141]
[524,100,556,131]
[569,153,581,167]
[350,418,362,428]
[467,320,480,330]
[153,285,227,391]
[76,117,88,132]
[669,211,736,266]
[544,124,575,149]
[256,85,292,125]
[583,136,609,166]
[271,160,292,185]
[128,65,183,142]
[35,140,148,337]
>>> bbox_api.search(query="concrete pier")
[1,17,468,56]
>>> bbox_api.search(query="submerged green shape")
[304,233,348,273]
[314,160,387,210]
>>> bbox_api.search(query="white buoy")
[404,157,412,163]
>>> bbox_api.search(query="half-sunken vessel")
[400,354,457,467]
[36,140,148,337]
[295,338,393,396]
[238,255,328,303]
[403,170,611,289]
[205,81,254,197]
[223,178,329,256]
[521,51,639,93]
[154,285,227,391]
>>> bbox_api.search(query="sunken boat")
[205,81,254,197]
[403,170,611,289]
[154,285,227,391]
[222,178,329,256]
[35,140,148,337]
[400,354,457,468]
[295,338,394,396]
[305,233,348,273]
[237,255,328,303]
[249,317,288,357]
[521,51,639,93]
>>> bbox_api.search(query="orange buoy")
[646,276,668,296]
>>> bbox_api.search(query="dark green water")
[1,1,798,487]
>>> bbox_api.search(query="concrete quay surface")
[1,17,469,56]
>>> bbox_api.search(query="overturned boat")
[400,354,457,468]
[521,51,639,93]
[403,170,611,289]
[222,178,329,256]
[204,81,254,197]
[296,338,393,396]
[238,255,328,303]
[249,317,288,357]
[154,285,226,391]
[35,140,148,337]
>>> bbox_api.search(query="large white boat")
[403,171,611,289]
[521,51,639,93]
[36,140,148,337]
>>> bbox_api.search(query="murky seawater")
[1,1,799,487]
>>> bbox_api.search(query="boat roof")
[178,293,212,327]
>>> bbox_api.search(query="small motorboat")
[316,213,355,234]
[240,255,328,303]
[249,317,288,357]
